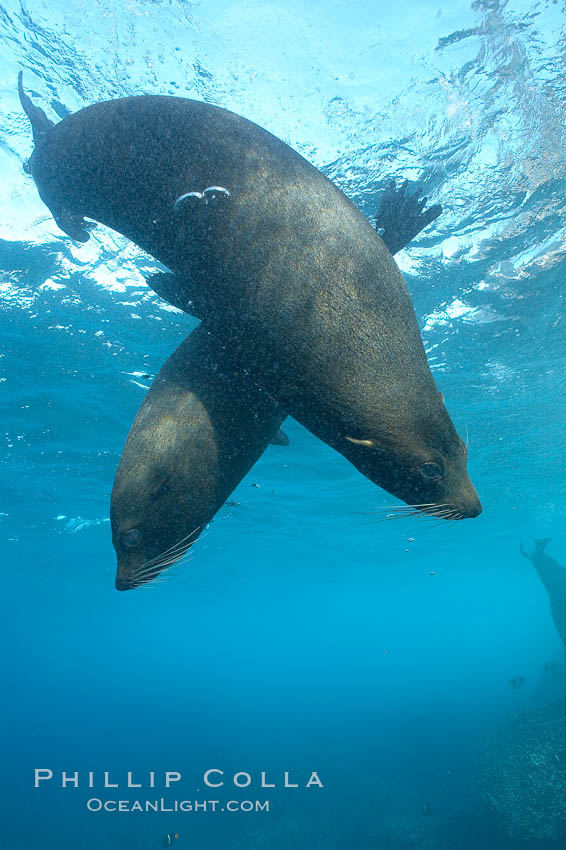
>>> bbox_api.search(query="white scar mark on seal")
[345,436,377,447]
[173,186,231,212]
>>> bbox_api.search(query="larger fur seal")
[19,75,481,520]
[112,187,439,590]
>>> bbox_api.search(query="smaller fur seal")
[521,539,566,650]
[111,323,285,590]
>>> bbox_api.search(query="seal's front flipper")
[375,180,442,256]
[146,271,203,319]
[270,428,289,447]
[18,72,53,146]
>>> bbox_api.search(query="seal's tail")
[535,537,552,553]
[18,72,53,145]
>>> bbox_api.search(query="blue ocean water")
[2,0,566,847]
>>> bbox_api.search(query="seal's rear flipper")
[18,72,53,146]
[535,538,552,553]
[18,73,90,243]
[375,180,442,256]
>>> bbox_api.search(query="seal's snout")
[115,557,139,591]
[457,484,482,519]
[462,499,482,519]
[469,498,482,518]
[115,575,132,592]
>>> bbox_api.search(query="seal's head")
[343,390,481,520]
[110,412,217,590]
[111,461,203,591]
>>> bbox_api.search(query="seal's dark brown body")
[20,85,481,587]
[24,94,479,512]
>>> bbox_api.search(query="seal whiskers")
[137,548,193,578]
[129,527,213,588]
[372,502,466,522]
[125,538,199,588]
[139,526,201,569]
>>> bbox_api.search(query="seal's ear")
[150,472,172,498]
[345,436,377,448]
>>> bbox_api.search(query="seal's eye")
[124,528,142,548]
[419,462,443,481]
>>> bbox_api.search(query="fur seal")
[521,539,566,650]
[19,75,481,519]
[111,187,439,589]
[111,324,285,590]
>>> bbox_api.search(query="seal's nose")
[115,575,131,591]
[115,561,135,591]
[461,485,482,519]
[465,499,482,518]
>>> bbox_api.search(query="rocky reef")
[481,700,566,843]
